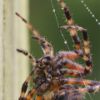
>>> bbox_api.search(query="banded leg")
[56,84,100,99]
[55,84,100,99]
[54,86,84,100]
[17,49,36,66]
[57,50,83,60]
[78,85,100,94]
[60,68,85,77]
[57,58,86,74]
[16,13,54,56]
[19,70,34,100]
[57,50,86,77]
[58,0,92,75]
[81,29,92,73]
[62,78,100,86]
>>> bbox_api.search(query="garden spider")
[16,0,100,100]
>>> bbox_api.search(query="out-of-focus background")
[0,0,100,100]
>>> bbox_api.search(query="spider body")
[16,0,100,100]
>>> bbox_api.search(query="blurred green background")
[29,0,100,99]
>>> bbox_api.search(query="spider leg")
[57,50,86,77]
[61,68,84,77]
[81,29,92,74]
[54,85,84,100]
[78,85,100,94]
[61,78,100,86]
[57,58,85,73]
[57,50,83,61]
[19,70,34,100]
[17,48,36,66]
[53,84,100,99]
[58,0,92,75]
[16,13,54,56]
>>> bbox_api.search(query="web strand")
[50,0,70,50]
[80,0,100,26]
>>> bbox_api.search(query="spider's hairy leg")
[61,58,93,76]
[58,0,92,75]
[61,68,84,77]
[78,85,100,94]
[17,49,36,66]
[57,50,89,77]
[16,12,54,56]
[62,78,100,86]
[57,50,83,60]
[58,58,85,73]
[19,70,34,100]
[81,29,92,74]
[53,86,84,100]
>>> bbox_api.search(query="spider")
[16,0,100,100]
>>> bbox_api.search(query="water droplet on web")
[50,0,70,50]
[84,4,87,7]
[64,41,67,44]
[81,0,84,3]
[96,19,98,22]
[53,9,56,13]
[92,14,95,18]
[89,11,93,15]
[86,7,89,10]
[80,0,100,27]
[98,22,100,25]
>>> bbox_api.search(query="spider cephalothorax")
[16,0,100,100]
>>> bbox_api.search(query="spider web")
[50,0,70,51]
[80,0,100,27]
[50,0,94,100]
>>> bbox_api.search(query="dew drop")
[89,11,93,15]
[86,7,89,10]
[96,19,98,22]
[92,14,95,18]
[84,4,87,7]
[80,0,100,27]
[64,41,67,44]
[98,22,100,25]
[81,0,84,3]
[87,9,91,12]
[53,9,56,13]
